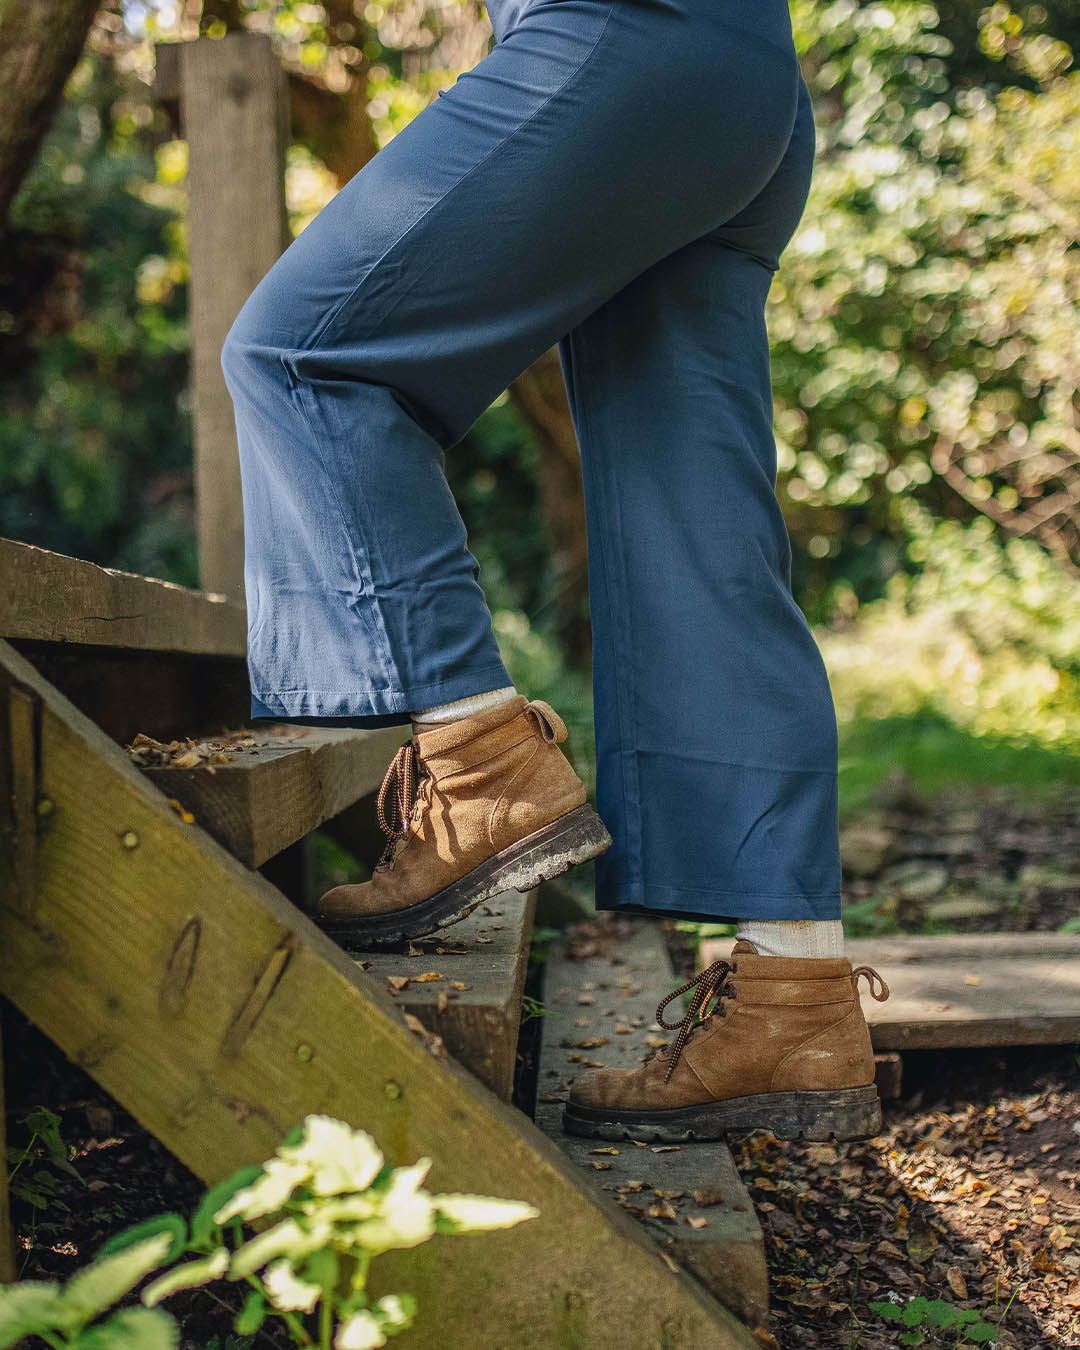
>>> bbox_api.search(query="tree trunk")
[0,0,102,223]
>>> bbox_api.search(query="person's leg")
[558,71,845,930]
[220,0,810,944]
[220,0,806,729]
[559,76,894,1142]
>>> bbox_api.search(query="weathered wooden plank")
[0,539,245,657]
[179,32,291,602]
[359,891,536,1101]
[0,640,757,1348]
[536,924,769,1330]
[11,641,251,746]
[703,933,1080,1051]
[0,1011,14,1284]
[139,723,406,867]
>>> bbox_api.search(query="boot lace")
[654,959,738,1084]
[374,740,428,869]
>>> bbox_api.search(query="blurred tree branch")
[0,0,102,222]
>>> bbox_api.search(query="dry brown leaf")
[590,1147,620,1156]
[591,1161,612,1171]
[386,976,410,993]
[686,1216,709,1230]
[692,1188,725,1207]
[436,991,449,1013]
[451,981,471,991]
[651,1145,680,1153]
[647,1201,678,1221]
[411,972,443,983]
[946,1267,968,1300]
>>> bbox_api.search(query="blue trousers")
[220,0,843,924]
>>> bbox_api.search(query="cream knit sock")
[412,685,518,728]
[735,918,845,959]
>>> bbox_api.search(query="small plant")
[519,995,557,1025]
[868,1294,999,1345]
[0,1114,539,1350]
[6,1107,84,1212]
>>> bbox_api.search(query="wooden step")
[135,722,406,867]
[357,890,537,1101]
[701,932,1080,1051]
[0,636,761,1346]
[0,537,245,656]
[535,923,769,1329]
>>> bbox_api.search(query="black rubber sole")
[562,1083,884,1144]
[317,802,612,949]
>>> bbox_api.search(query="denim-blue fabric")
[220,0,844,923]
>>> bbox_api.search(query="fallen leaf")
[411,971,443,983]
[652,1145,680,1153]
[590,1147,620,1156]
[386,976,410,993]
[451,981,471,991]
[687,1216,709,1229]
[947,1267,968,1299]
[963,973,981,986]
[692,1188,725,1207]
[647,1201,678,1221]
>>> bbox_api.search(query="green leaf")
[94,1214,188,1265]
[73,1306,179,1350]
[56,1232,174,1331]
[141,1249,230,1306]
[0,1281,64,1348]
[234,1289,267,1336]
[902,1297,933,1327]
[191,1166,264,1247]
[964,1323,999,1343]
[868,1301,905,1321]
[900,1333,926,1347]
[21,1107,82,1182]
[923,1300,964,1328]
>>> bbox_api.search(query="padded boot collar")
[415,695,567,775]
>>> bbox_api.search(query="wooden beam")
[360,891,536,1101]
[0,539,245,657]
[179,32,291,602]
[536,925,769,1331]
[139,723,406,868]
[0,640,757,1347]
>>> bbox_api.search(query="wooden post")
[171,33,291,603]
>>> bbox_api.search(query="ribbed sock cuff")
[734,918,845,959]
[412,685,518,727]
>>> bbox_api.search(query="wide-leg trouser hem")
[248,659,514,728]
[597,883,843,925]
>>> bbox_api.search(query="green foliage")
[820,499,1080,749]
[869,1294,999,1344]
[0,1115,538,1350]
[6,1106,82,1217]
[776,0,1080,614]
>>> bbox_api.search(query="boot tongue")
[731,939,759,955]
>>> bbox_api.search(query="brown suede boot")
[315,695,611,947]
[563,938,891,1143]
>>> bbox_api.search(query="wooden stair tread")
[140,722,406,866]
[536,923,769,1328]
[357,890,536,1101]
[0,537,245,657]
[702,932,1080,1050]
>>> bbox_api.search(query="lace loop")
[852,964,890,1001]
[654,959,737,1083]
[375,740,424,868]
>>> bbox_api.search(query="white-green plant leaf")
[335,1308,387,1350]
[73,1305,179,1350]
[213,1157,310,1224]
[141,1249,230,1306]
[191,1165,264,1245]
[228,1217,330,1280]
[262,1257,322,1313]
[432,1194,540,1232]
[375,1293,415,1330]
[55,1233,174,1332]
[0,1281,63,1348]
[278,1116,384,1196]
[348,1164,435,1255]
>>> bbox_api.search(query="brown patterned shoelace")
[655,959,738,1084]
[374,740,427,869]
